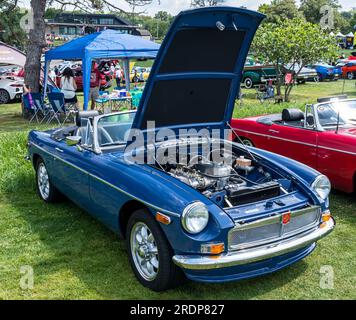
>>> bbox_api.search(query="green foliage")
[0,7,27,50]
[258,0,304,24]
[136,12,174,40]
[251,19,339,101]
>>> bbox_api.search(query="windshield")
[316,101,356,128]
[97,112,136,147]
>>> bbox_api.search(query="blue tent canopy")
[44,29,160,109]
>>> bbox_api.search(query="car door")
[51,139,92,210]
[265,122,318,168]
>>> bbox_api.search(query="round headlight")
[182,202,209,234]
[311,175,331,200]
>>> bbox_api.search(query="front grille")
[228,205,321,251]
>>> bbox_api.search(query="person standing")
[89,61,101,110]
[60,67,78,107]
[115,65,122,88]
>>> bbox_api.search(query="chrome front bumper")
[173,218,335,270]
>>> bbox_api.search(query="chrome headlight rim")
[182,201,209,234]
[311,174,331,200]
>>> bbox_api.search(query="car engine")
[156,148,283,208]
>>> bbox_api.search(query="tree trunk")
[24,0,46,93]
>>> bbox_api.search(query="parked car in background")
[340,61,356,80]
[0,76,23,104]
[282,64,318,84]
[230,97,356,193]
[242,64,278,88]
[26,7,334,291]
[305,63,342,81]
[55,66,111,91]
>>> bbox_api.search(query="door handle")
[55,147,64,153]
[268,129,280,134]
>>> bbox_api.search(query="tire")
[241,138,254,147]
[126,209,184,291]
[35,158,61,202]
[243,77,253,89]
[317,73,323,82]
[347,72,354,80]
[0,89,10,104]
[297,79,305,85]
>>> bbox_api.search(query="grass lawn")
[0,80,355,299]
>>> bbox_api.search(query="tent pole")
[43,60,49,100]
[83,55,91,111]
[123,59,130,92]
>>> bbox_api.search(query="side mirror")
[66,135,81,146]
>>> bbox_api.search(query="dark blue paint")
[27,7,327,283]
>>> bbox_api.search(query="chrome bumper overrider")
[173,218,335,270]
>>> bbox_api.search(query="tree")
[13,0,138,93]
[0,5,27,49]
[190,0,225,7]
[125,0,162,23]
[300,0,340,24]
[24,0,46,92]
[258,0,304,24]
[251,19,338,102]
[154,10,171,21]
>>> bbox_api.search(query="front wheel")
[347,72,354,80]
[243,77,253,89]
[126,210,184,291]
[35,158,61,202]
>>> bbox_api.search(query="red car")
[230,97,356,193]
[55,66,111,91]
[341,61,356,80]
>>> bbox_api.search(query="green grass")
[0,80,355,299]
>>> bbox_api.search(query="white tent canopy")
[336,32,345,37]
[346,32,354,37]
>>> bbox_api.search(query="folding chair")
[22,93,40,123]
[47,92,76,125]
[30,93,52,124]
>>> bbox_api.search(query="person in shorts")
[90,61,101,110]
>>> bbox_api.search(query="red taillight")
[10,84,23,88]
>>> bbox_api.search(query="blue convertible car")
[27,7,335,291]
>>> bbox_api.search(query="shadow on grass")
[2,187,310,299]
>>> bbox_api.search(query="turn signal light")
[322,211,331,222]
[156,212,171,225]
[201,243,225,255]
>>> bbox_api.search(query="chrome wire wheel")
[130,222,159,281]
[37,162,50,200]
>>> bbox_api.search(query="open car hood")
[131,7,265,133]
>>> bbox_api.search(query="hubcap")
[347,72,353,80]
[243,139,253,147]
[245,78,252,88]
[37,163,50,200]
[130,222,159,281]
[0,90,9,104]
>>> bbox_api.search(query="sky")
[19,0,355,16]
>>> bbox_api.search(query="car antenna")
[335,111,340,134]
[226,121,257,162]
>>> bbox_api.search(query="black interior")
[159,28,246,74]
[140,78,232,129]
